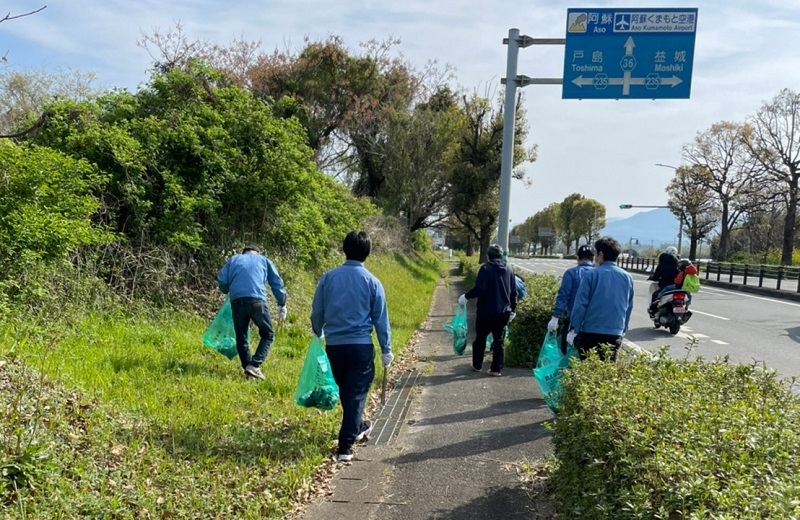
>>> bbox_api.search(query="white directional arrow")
[660,75,683,87]
[622,36,635,96]
[624,36,636,55]
[571,74,684,89]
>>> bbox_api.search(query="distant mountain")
[599,209,680,250]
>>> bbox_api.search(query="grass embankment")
[1,253,443,519]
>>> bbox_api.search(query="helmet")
[487,244,504,260]
[665,246,678,255]
[577,244,595,259]
[678,259,692,270]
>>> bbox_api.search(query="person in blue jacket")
[217,246,288,381]
[568,237,634,361]
[547,244,595,353]
[311,231,393,462]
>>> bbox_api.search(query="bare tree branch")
[0,6,46,24]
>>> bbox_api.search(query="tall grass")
[0,252,442,519]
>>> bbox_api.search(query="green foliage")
[28,62,371,267]
[0,141,111,302]
[506,274,559,367]
[553,353,800,519]
[0,252,439,518]
[456,253,480,288]
[410,229,433,254]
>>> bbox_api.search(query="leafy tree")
[449,93,535,262]
[572,198,606,245]
[743,88,800,265]
[666,165,720,261]
[376,98,462,231]
[0,68,98,136]
[682,121,764,261]
[556,193,585,254]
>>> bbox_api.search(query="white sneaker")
[355,420,374,442]
[338,449,354,462]
[244,365,265,380]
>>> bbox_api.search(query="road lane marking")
[693,286,800,308]
[691,310,730,321]
[711,339,729,345]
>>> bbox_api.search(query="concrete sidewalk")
[301,271,555,520]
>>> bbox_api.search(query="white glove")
[457,294,468,306]
[508,312,516,323]
[278,305,287,321]
[381,351,394,367]
[547,317,559,331]
[566,330,577,345]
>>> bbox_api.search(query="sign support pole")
[497,28,520,254]
[498,32,565,253]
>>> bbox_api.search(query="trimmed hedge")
[552,352,800,519]
[506,273,559,367]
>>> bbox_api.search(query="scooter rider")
[648,246,679,313]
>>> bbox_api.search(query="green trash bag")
[682,273,701,294]
[294,336,340,411]
[443,303,468,356]
[533,330,578,414]
[485,326,509,352]
[203,299,242,360]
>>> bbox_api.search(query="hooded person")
[457,244,518,377]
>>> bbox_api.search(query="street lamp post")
[654,163,684,254]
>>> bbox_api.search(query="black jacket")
[650,252,679,288]
[465,259,518,320]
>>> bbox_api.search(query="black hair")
[577,244,595,260]
[487,244,503,260]
[593,236,622,262]
[343,231,371,262]
[242,245,261,254]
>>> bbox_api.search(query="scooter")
[648,282,692,334]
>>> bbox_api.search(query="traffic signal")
[619,204,633,209]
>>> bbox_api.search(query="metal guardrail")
[618,258,800,294]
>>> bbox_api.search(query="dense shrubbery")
[9,63,373,307]
[0,141,112,307]
[506,274,559,367]
[553,352,800,519]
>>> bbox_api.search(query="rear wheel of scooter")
[669,322,680,335]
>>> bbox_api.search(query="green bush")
[456,254,480,288]
[410,229,433,254]
[552,353,800,519]
[506,273,559,367]
[0,141,111,303]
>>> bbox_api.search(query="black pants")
[576,332,622,361]
[473,313,510,372]
[559,316,572,354]
[326,344,375,453]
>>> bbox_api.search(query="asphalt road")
[511,258,800,380]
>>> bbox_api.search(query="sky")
[3,0,799,230]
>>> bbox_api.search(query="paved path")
[301,270,554,519]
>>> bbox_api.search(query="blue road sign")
[562,8,698,99]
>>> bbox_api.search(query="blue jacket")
[464,259,517,320]
[569,261,634,336]
[217,252,287,305]
[552,261,593,318]
[310,260,392,353]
